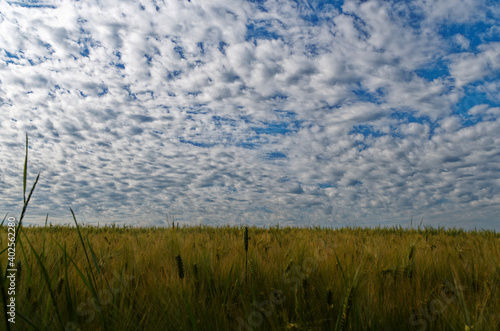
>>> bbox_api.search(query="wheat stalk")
[193,263,200,298]
[244,226,249,277]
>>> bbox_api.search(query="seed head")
[175,254,184,280]
[244,226,249,252]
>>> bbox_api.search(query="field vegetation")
[1,221,499,331]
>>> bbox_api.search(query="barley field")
[1,220,499,331]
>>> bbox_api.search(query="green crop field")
[1,221,499,331]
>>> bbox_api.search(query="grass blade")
[23,133,28,205]
[16,310,41,331]
[70,208,98,287]
[22,231,65,329]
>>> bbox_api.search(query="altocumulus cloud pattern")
[1,0,499,229]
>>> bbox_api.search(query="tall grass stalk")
[244,226,248,278]
[1,134,39,331]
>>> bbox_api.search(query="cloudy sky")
[1,0,499,229]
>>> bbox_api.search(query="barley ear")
[176,254,185,280]
[244,226,249,277]
[244,226,249,252]
[326,288,333,307]
[339,286,353,331]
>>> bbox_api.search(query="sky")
[1,0,499,229]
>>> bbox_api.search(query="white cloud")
[448,43,500,87]
[1,0,499,229]
[413,0,490,24]
[453,33,470,50]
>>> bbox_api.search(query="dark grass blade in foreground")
[23,133,28,205]
[1,134,39,331]
[21,231,65,329]
[69,207,109,329]
[244,226,248,278]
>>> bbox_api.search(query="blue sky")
[1,0,499,229]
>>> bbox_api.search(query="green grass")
[0,136,499,330]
